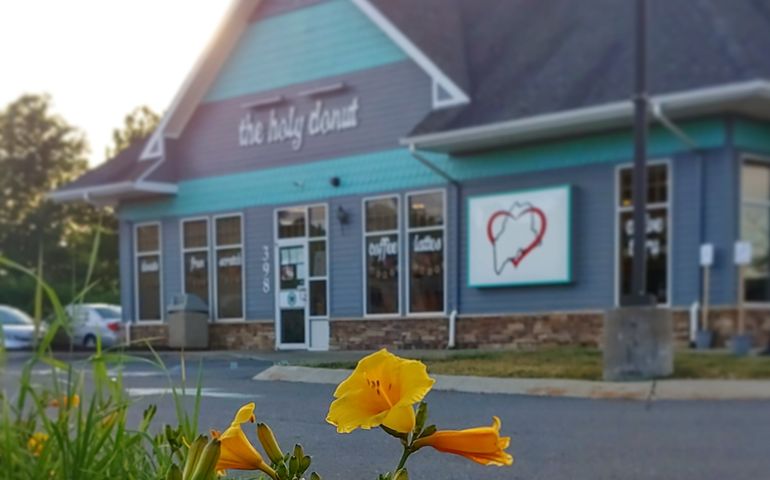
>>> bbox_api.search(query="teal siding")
[120,118,727,221]
[733,118,770,154]
[204,0,407,102]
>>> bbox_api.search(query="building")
[52,0,770,351]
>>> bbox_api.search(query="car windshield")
[94,307,122,320]
[0,307,33,326]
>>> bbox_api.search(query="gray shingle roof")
[376,0,770,136]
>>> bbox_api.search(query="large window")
[364,196,400,315]
[214,215,244,319]
[407,191,445,314]
[742,160,770,302]
[134,223,162,321]
[617,163,669,304]
[181,218,210,315]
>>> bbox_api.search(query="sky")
[0,1,233,166]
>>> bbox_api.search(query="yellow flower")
[326,349,435,434]
[212,403,277,479]
[413,416,514,466]
[27,432,49,457]
[50,394,80,409]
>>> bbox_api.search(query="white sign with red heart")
[468,185,571,287]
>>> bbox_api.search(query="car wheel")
[83,334,97,349]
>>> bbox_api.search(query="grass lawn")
[308,348,770,381]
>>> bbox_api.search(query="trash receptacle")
[167,294,209,349]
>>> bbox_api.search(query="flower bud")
[190,438,221,480]
[183,435,208,480]
[257,423,284,464]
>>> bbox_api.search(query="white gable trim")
[350,0,470,110]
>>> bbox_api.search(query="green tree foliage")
[105,105,161,159]
[0,94,160,313]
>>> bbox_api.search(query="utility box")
[603,306,673,381]
[167,294,209,349]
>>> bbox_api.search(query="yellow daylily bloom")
[326,349,435,434]
[413,416,514,466]
[212,403,277,479]
[49,394,80,409]
[27,432,49,457]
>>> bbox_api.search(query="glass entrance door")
[277,242,308,348]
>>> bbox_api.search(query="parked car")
[64,304,122,349]
[0,305,44,350]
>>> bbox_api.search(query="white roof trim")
[140,0,261,161]
[403,80,770,153]
[48,181,178,204]
[350,0,470,110]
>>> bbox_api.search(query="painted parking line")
[125,387,259,399]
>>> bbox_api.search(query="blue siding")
[244,206,275,320]
[204,0,407,102]
[161,219,182,314]
[670,153,702,306]
[122,119,727,222]
[459,163,616,313]
[733,118,770,155]
[119,221,134,322]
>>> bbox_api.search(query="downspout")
[650,101,705,331]
[408,144,461,349]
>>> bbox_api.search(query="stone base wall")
[129,321,275,350]
[128,307,770,351]
[208,322,275,350]
[330,317,448,350]
[129,324,169,348]
[329,307,770,351]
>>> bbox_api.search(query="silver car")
[65,304,123,349]
[0,305,42,350]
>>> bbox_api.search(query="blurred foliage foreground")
[0,256,513,480]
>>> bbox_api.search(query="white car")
[0,305,43,350]
[65,304,123,349]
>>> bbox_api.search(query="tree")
[0,95,161,312]
[105,105,161,159]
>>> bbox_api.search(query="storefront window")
[215,215,244,319]
[407,191,445,313]
[278,208,306,238]
[135,223,161,321]
[742,160,770,302]
[364,196,399,315]
[182,219,210,314]
[617,164,669,304]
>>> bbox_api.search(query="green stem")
[395,445,411,472]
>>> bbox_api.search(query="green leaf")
[418,425,437,439]
[381,424,408,440]
[414,402,428,435]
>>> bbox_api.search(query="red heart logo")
[486,206,547,269]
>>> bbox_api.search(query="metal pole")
[631,0,650,303]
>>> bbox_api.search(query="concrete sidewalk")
[253,365,770,401]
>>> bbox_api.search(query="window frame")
[133,221,164,323]
[212,213,246,322]
[405,188,447,316]
[362,194,402,318]
[740,154,770,306]
[179,217,212,319]
[306,204,330,320]
[613,159,673,307]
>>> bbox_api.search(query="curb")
[253,365,770,401]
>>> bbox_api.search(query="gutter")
[47,181,178,205]
[407,145,461,349]
[403,80,770,153]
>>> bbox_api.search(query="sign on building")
[468,185,572,287]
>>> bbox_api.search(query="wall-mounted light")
[330,176,341,188]
[336,205,350,226]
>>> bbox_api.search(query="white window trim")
[362,194,402,318]
[613,159,673,307]
[405,189,448,316]
[740,154,770,306]
[179,217,212,320]
[307,204,330,320]
[133,221,164,323]
[273,204,330,350]
[213,213,246,322]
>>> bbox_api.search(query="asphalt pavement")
[2,351,769,479]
